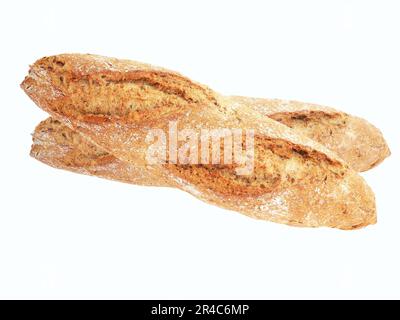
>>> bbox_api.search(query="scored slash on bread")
[21,54,381,229]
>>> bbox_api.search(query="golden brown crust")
[23,54,220,124]
[22,54,377,229]
[230,96,391,172]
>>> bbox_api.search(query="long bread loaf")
[22,54,376,229]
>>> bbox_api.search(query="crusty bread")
[22,54,376,229]
[230,96,390,172]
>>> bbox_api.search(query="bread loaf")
[22,54,376,229]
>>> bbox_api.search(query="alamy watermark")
[145,121,255,175]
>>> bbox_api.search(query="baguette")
[230,96,390,172]
[22,54,376,229]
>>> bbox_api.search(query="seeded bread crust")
[22,54,376,229]
[230,96,390,172]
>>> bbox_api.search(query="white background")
[0,0,399,299]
